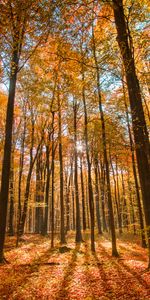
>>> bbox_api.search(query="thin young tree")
[73,98,82,243]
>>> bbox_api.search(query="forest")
[0,0,150,299]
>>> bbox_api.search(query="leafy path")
[0,234,150,299]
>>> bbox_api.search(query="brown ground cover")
[0,233,149,300]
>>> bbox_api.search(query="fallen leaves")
[0,234,150,299]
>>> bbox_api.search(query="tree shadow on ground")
[118,243,147,261]
[99,243,150,293]
[0,245,59,299]
[84,242,114,300]
[54,243,81,300]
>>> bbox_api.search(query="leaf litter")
[0,234,149,299]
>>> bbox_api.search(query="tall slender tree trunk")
[0,49,19,262]
[127,169,136,235]
[123,84,147,247]
[43,143,51,235]
[71,169,75,231]
[80,156,86,231]
[115,156,122,234]
[19,137,43,236]
[112,0,150,265]
[110,155,122,234]
[73,99,82,243]
[81,64,95,251]
[65,167,71,233]
[85,176,90,229]
[92,25,118,256]
[51,112,55,248]
[94,153,102,234]
[43,121,56,236]
[58,89,66,244]
[35,149,42,233]
[19,116,35,236]
[16,108,26,246]
[8,152,15,236]
[121,170,129,230]
[98,162,107,232]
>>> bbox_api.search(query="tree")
[58,86,66,244]
[112,0,150,266]
[92,20,118,256]
[73,98,82,243]
[0,0,56,262]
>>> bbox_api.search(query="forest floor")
[0,232,150,300]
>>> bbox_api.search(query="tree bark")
[51,112,55,248]
[92,24,118,256]
[94,154,102,235]
[0,49,18,262]
[8,153,15,236]
[110,154,122,234]
[81,65,95,251]
[16,108,26,246]
[58,89,66,244]
[80,156,86,231]
[123,84,147,247]
[121,170,129,230]
[73,99,82,243]
[112,0,150,264]
[98,162,108,232]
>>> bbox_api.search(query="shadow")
[54,243,81,300]
[93,253,115,299]
[0,246,58,299]
[68,241,114,299]
[119,243,147,261]
[118,259,150,290]
[83,244,99,299]
[99,243,150,292]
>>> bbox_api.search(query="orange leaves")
[0,91,7,137]
[1,234,150,300]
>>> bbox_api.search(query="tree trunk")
[123,84,147,247]
[115,156,122,234]
[112,0,150,265]
[8,153,15,236]
[19,138,43,236]
[80,156,86,231]
[81,64,95,251]
[73,99,82,243]
[110,155,122,234]
[85,177,90,229]
[71,170,75,231]
[94,154,102,234]
[0,49,18,262]
[127,169,136,235]
[65,168,71,233]
[16,109,26,246]
[98,162,108,232]
[121,170,129,230]
[43,143,51,235]
[51,112,55,248]
[58,89,66,244]
[92,25,118,256]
